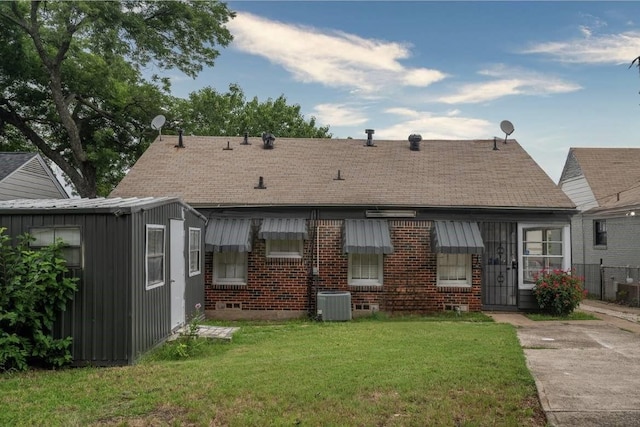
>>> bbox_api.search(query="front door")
[170,219,186,329]
[480,222,518,310]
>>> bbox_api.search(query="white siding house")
[0,152,68,200]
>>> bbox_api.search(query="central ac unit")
[317,291,352,321]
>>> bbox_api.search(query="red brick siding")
[204,219,483,317]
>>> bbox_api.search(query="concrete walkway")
[488,302,640,427]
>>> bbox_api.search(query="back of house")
[112,133,575,318]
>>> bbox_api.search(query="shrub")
[0,228,78,371]
[533,269,587,316]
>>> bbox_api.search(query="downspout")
[307,209,320,318]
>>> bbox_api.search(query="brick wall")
[204,219,483,319]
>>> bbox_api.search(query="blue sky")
[167,1,640,183]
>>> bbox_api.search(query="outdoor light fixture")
[366,210,416,218]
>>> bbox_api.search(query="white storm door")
[170,219,186,329]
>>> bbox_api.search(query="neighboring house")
[0,197,206,366]
[0,152,68,200]
[111,133,575,319]
[559,148,640,267]
[559,148,640,297]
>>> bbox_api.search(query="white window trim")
[188,227,202,277]
[348,253,383,286]
[517,223,571,290]
[214,251,248,285]
[29,226,83,268]
[265,239,303,259]
[437,253,472,288]
[145,224,165,290]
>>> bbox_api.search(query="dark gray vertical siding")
[129,202,184,361]
[184,211,206,320]
[0,212,131,365]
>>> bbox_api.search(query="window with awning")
[431,221,484,254]
[205,218,252,252]
[259,218,307,258]
[343,219,394,254]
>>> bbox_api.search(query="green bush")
[533,269,586,316]
[0,228,78,371]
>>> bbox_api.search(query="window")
[214,251,247,284]
[519,224,570,289]
[266,239,303,258]
[146,225,165,289]
[30,227,82,267]
[348,253,383,286]
[437,253,472,287]
[594,220,607,246]
[189,228,202,276]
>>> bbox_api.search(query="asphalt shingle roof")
[567,148,640,206]
[0,152,37,181]
[110,136,574,210]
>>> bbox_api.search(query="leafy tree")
[171,84,332,138]
[0,1,234,197]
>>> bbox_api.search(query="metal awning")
[205,218,252,252]
[343,219,394,254]
[258,218,308,240]
[431,221,484,254]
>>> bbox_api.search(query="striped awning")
[431,221,484,254]
[258,218,308,240]
[343,219,394,254]
[205,218,252,252]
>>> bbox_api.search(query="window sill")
[593,245,607,250]
[146,282,165,290]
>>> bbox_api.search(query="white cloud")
[438,65,581,104]
[227,12,447,94]
[311,103,368,127]
[522,31,640,64]
[384,107,421,118]
[374,109,492,140]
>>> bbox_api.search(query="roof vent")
[408,134,422,151]
[262,132,275,149]
[176,128,185,148]
[254,176,266,189]
[364,129,375,147]
[241,131,251,145]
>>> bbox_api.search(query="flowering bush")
[533,269,587,316]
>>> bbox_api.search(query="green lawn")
[526,311,600,321]
[0,316,545,426]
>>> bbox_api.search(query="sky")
[167,1,640,184]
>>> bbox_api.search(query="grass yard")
[0,316,545,426]
[526,311,600,321]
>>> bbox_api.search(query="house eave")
[188,202,577,215]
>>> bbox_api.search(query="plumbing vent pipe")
[241,131,251,145]
[254,176,266,189]
[176,129,185,148]
[262,132,275,149]
[408,134,422,151]
[364,129,375,146]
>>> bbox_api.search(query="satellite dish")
[151,115,166,140]
[500,120,514,144]
[500,120,514,136]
